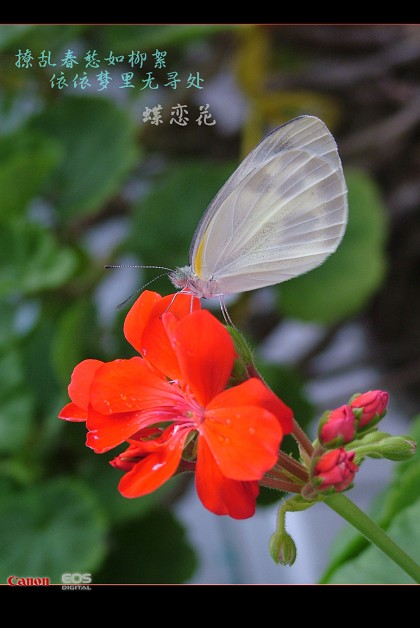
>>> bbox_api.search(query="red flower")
[312,448,358,493]
[319,405,356,446]
[350,390,389,430]
[59,291,293,519]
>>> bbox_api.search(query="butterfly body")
[169,115,348,299]
[170,266,221,298]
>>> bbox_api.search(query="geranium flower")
[59,291,293,519]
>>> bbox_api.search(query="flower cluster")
[308,390,390,494]
[59,291,293,519]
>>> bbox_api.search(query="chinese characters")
[15,48,205,92]
[143,104,216,127]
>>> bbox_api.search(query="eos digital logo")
[61,573,92,590]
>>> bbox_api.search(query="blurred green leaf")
[79,454,176,525]
[326,498,420,583]
[23,315,60,410]
[2,25,85,52]
[0,392,33,454]
[0,25,35,50]
[0,221,78,296]
[0,132,60,219]
[381,463,420,524]
[0,346,24,392]
[100,24,237,52]
[0,477,107,583]
[129,160,234,292]
[30,96,138,219]
[51,300,96,385]
[280,170,388,323]
[0,303,15,349]
[0,348,34,453]
[95,507,197,583]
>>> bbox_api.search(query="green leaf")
[0,25,34,50]
[374,415,420,527]
[100,24,237,52]
[327,498,420,583]
[381,464,420,526]
[129,160,234,292]
[51,300,96,385]
[0,346,25,392]
[0,478,107,583]
[22,315,61,410]
[0,303,15,349]
[280,170,388,323]
[0,347,34,453]
[0,221,78,296]
[2,25,85,52]
[30,96,138,219]
[0,391,33,454]
[95,508,197,583]
[0,132,61,219]
[79,454,176,525]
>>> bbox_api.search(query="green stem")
[324,492,420,584]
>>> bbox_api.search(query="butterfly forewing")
[189,116,347,295]
[189,115,345,267]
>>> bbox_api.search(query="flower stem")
[324,492,420,583]
[275,450,309,482]
[260,476,302,493]
[292,418,314,457]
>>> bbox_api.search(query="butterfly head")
[169,265,221,299]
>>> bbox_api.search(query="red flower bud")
[350,390,389,430]
[313,448,358,492]
[319,405,356,446]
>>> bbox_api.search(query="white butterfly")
[170,115,348,303]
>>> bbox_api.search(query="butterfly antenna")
[104,265,171,310]
[105,264,173,272]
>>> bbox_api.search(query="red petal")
[170,310,235,406]
[86,406,169,453]
[67,359,104,410]
[202,403,283,480]
[123,290,162,355]
[123,291,200,371]
[140,313,182,380]
[208,378,294,435]
[110,430,167,470]
[117,426,190,497]
[58,402,87,422]
[195,439,259,519]
[89,357,179,415]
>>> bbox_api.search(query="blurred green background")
[1,24,420,584]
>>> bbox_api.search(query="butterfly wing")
[190,115,348,295]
